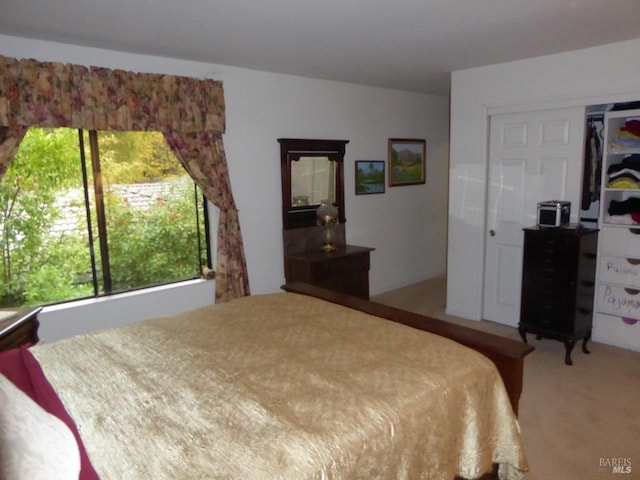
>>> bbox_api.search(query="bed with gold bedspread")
[3,288,529,480]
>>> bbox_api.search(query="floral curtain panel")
[0,55,249,302]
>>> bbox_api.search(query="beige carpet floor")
[372,276,640,480]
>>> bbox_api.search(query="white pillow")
[0,373,81,480]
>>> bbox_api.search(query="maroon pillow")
[0,346,100,479]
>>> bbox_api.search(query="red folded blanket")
[0,346,100,479]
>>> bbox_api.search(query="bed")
[0,282,532,480]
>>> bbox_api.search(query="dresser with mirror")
[279,138,374,299]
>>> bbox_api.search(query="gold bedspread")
[32,292,528,480]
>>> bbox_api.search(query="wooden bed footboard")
[282,282,534,416]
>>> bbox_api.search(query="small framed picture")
[355,161,385,195]
[388,138,426,186]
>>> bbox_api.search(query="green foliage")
[106,180,205,291]
[95,131,183,184]
[22,233,95,305]
[1,128,82,306]
[0,127,208,308]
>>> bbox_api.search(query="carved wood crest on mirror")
[279,138,348,253]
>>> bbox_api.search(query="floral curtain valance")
[0,55,249,302]
[0,55,225,134]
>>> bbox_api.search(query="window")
[0,127,210,308]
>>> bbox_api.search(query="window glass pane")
[90,130,207,293]
[0,128,209,309]
[1,128,93,307]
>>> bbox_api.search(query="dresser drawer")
[599,255,640,288]
[284,245,374,299]
[520,301,574,333]
[593,312,640,350]
[521,270,568,298]
[524,235,572,258]
[313,252,369,276]
[598,284,640,320]
[524,251,572,270]
[599,227,640,257]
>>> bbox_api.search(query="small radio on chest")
[537,201,570,228]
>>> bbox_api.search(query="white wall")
[0,35,450,341]
[39,280,214,343]
[447,38,640,322]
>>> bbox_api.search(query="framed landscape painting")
[388,138,426,186]
[355,160,385,195]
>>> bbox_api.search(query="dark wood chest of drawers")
[519,226,598,365]
[284,245,374,299]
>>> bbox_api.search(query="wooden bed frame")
[282,281,534,416]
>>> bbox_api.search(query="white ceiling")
[2,0,640,96]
